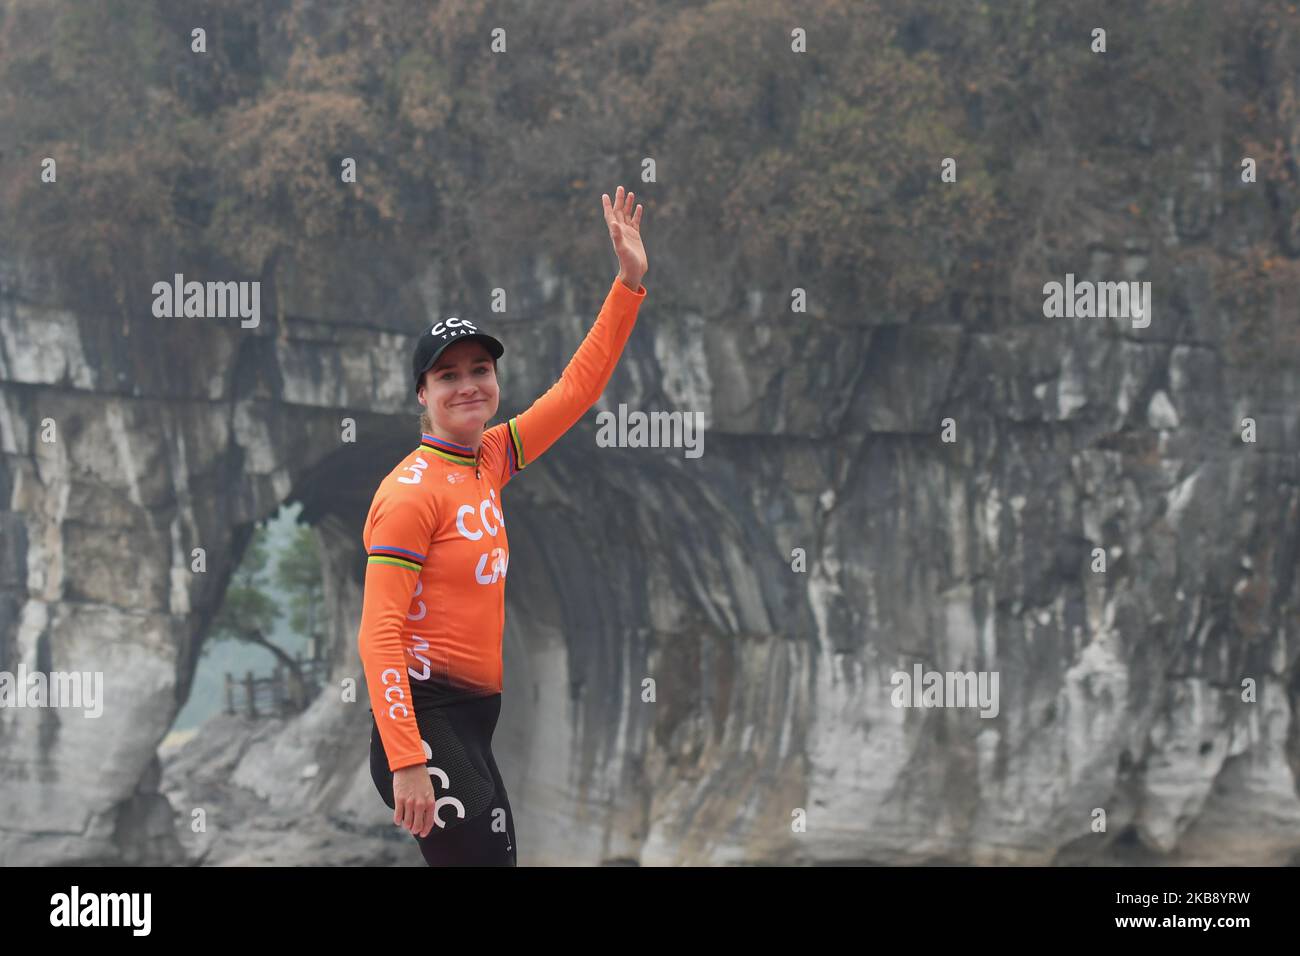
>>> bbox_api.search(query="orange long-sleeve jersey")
[358,277,647,771]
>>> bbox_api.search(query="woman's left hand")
[603,185,647,289]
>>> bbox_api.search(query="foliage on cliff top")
[0,0,1296,359]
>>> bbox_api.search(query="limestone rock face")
[2,230,1297,867]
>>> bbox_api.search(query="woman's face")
[418,340,500,436]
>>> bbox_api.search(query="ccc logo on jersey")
[380,667,409,720]
[456,488,509,585]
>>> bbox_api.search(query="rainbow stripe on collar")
[419,433,477,467]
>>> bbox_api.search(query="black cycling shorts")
[369,692,517,866]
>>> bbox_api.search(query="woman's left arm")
[498,186,648,474]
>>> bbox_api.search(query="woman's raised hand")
[603,185,647,290]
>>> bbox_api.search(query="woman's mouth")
[453,399,485,407]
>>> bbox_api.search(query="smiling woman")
[356,185,648,866]
[416,338,500,441]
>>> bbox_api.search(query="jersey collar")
[419,432,479,467]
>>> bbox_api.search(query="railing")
[224,653,332,718]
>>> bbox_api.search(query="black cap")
[412,316,505,395]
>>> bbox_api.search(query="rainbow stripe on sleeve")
[367,544,425,572]
[506,416,526,474]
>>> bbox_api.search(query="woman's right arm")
[357,485,439,836]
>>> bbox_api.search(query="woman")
[357,186,648,865]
